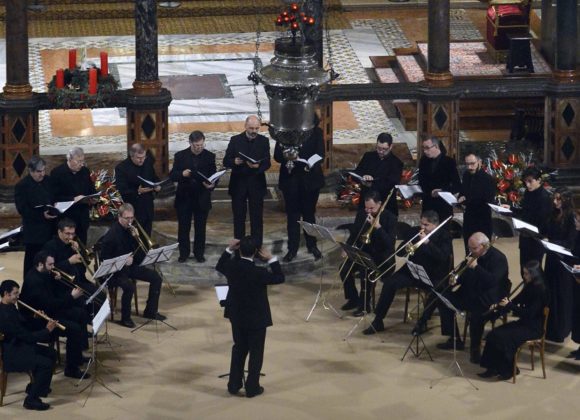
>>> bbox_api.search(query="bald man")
[223,116,271,249]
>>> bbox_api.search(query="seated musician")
[100,203,164,328]
[340,190,396,317]
[439,232,509,364]
[0,280,57,411]
[363,210,452,335]
[42,218,105,313]
[19,251,89,379]
[478,260,548,380]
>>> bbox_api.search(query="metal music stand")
[401,261,433,361]
[297,221,342,322]
[143,243,179,296]
[339,243,379,341]
[131,244,179,333]
[78,297,122,405]
[429,293,478,391]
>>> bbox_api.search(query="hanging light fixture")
[249,2,331,152]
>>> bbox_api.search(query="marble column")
[0,0,40,193]
[128,0,171,177]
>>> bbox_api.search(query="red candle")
[56,69,65,88]
[100,51,108,76]
[68,49,77,70]
[88,68,98,95]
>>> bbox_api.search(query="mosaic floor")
[0,10,527,158]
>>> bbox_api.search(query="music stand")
[78,297,122,405]
[429,293,478,391]
[339,243,379,341]
[131,244,179,333]
[401,261,433,361]
[297,221,342,322]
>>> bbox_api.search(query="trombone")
[72,236,95,277]
[51,268,103,305]
[17,300,66,331]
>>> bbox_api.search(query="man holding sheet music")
[352,133,402,217]
[50,147,97,244]
[224,115,271,249]
[274,115,325,262]
[115,143,161,236]
[170,130,218,263]
[15,156,58,275]
[100,203,164,328]
[457,152,495,251]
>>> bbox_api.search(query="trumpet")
[17,300,66,331]
[51,268,103,305]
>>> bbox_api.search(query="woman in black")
[544,187,577,342]
[478,260,548,380]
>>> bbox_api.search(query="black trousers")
[440,293,486,351]
[281,188,319,252]
[176,201,209,259]
[341,264,375,311]
[231,191,264,248]
[228,324,266,393]
[110,265,163,320]
[52,308,86,369]
[135,203,154,237]
[14,345,56,399]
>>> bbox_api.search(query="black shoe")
[144,311,167,321]
[23,397,50,411]
[64,367,90,379]
[195,255,206,263]
[308,246,322,260]
[245,386,264,398]
[470,350,481,364]
[25,383,51,398]
[228,386,241,395]
[118,318,136,328]
[477,369,497,378]
[411,320,428,336]
[362,320,384,335]
[283,250,297,262]
[498,372,514,381]
[341,300,359,311]
[178,256,188,263]
[352,307,367,317]
[436,338,465,351]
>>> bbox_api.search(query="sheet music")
[54,200,76,213]
[438,191,458,207]
[512,217,539,234]
[433,291,463,316]
[406,261,433,287]
[238,152,263,164]
[541,240,573,257]
[296,154,322,168]
[561,261,580,274]
[488,203,512,214]
[198,169,227,184]
[215,284,229,302]
[140,243,178,266]
[92,297,111,336]
[0,242,9,250]
[396,184,422,199]
[137,176,169,187]
[0,226,22,242]
[347,171,364,182]
[93,252,131,279]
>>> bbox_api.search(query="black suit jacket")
[170,148,216,211]
[50,163,96,225]
[0,303,52,372]
[42,236,87,281]
[14,174,56,244]
[354,151,403,216]
[20,268,75,318]
[274,127,325,192]
[347,207,397,267]
[216,251,285,329]
[418,154,461,220]
[460,169,495,235]
[100,221,144,268]
[223,132,271,197]
[115,155,159,214]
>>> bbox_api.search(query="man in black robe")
[50,147,97,244]
[0,280,56,411]
[457,152,496,251]
[274,116,325,262]
[115,143,161,236]
[14,156,57,275]
[352,132,403,218]
[215,236,285,398]
[170,131,217,263]
[223,115,271,249]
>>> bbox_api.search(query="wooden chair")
[0,332,33,407]
[513,306,549,384]
[108,282,139,322]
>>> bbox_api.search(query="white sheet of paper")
[347,171,364,182]
[0,226,22,241]
[541,240,573,257]
[92,297,111,336]
[488,203,512,214]
[512,217,539,234]
[55,201,76,213]
[396,184,422,199]
[438,191,458,206]
[0,242,9,250]
[215,284,229,302]
[561,261,580,274]
[296,154,322,168]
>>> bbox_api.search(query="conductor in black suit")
[115,143,160,236]
[170,131,217,263]
[0,280,56,411]
[216,236,285,398]
[274,116,325,262]
[223,115,271,249]
[352,132,403,217]
[418,137,461,222]
[14,156,58,275]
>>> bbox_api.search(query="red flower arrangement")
[89,169,123,221]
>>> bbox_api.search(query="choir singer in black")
[115,143,161,236]
[216,236,285,398]
[170,131,217,263]
[223,115,271,249]
[274,115,325,262]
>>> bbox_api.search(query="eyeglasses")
[120,215,135,221]
[465,161,478,166]
[422,144,436,151]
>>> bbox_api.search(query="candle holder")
[47,67,118,110]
